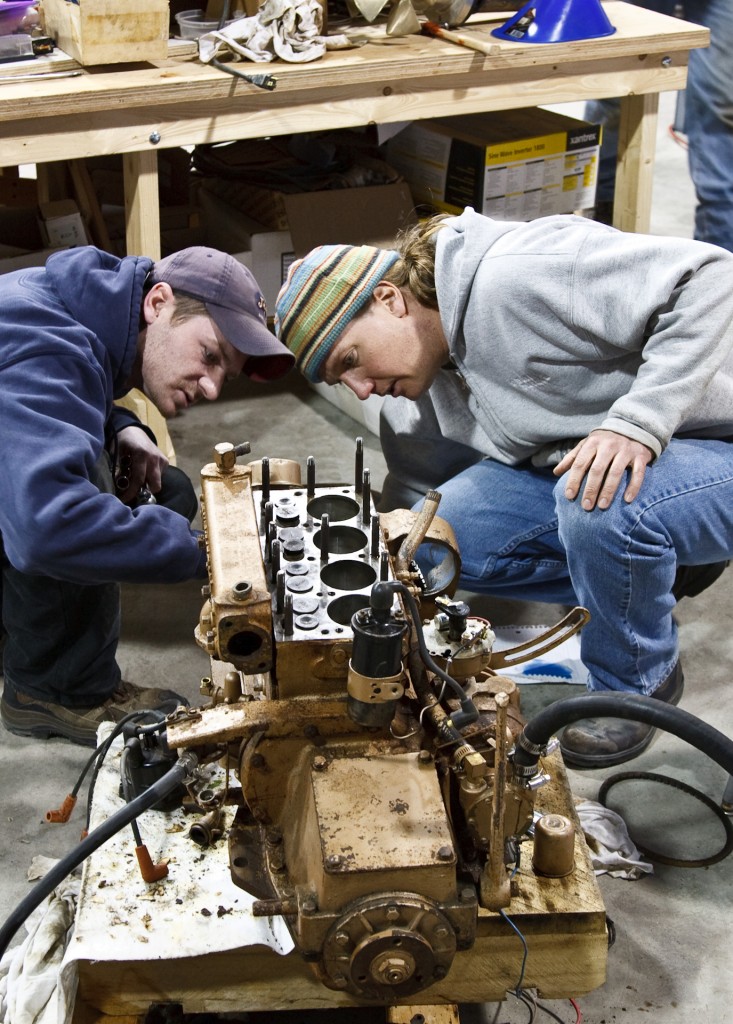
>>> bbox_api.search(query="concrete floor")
[2,92,733,1023]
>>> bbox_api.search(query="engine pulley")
[321,893,457,999]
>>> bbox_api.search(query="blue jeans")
[417,439,733,695]
[587,0,733,252]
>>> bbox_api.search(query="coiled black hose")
[514,694,733,775]
[0,751,198,961]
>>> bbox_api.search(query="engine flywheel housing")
[321,892,457,999]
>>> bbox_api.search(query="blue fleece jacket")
[0,246,207,585]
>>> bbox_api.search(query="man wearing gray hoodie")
[274,207,733,769]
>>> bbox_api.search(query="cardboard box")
[384,108,601,221]
[38,200,90,247]
[0,245,65,275]
[199,181,416,310]
[0,205,45,251]
[199,189,294,312]
[198,181,416,435]
[200,179,416,248]
[42,0,169,65]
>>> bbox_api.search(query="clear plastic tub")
[0,32,34,60]
[0,1,40,36]
[175,9,236,38]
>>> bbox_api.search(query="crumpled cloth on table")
[0,857,80,1024]
[576,798,653,880]
[199,0,353,65]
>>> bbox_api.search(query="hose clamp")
[517,733,560,759]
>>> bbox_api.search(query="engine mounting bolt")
[302,898,317,913]
[331,974,348,989]
[460,887,475,902]
[334,931,350,947]
[434,926,449,939]
[385,906,400,921]
[313,755,328,771]
[437,845,454,861]
[418,750,432,764]
[326,854,343,869]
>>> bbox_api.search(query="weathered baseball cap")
[151,247,294,382]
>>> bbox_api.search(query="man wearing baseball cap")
[0,245,294,746]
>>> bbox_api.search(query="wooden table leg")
[123,150,161,259]
[613,91,660,235]
[36,161,70,205]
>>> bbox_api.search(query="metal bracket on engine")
[488,606,590,671]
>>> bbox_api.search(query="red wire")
[569,997,583,1023]
[667,124,689,150]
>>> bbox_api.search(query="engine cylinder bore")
[321,559,377,592]
[347,605,407,726]
[307,493,360,523]
[328,594,371,626]
[313,524,367,555]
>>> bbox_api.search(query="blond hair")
[381,214,451,309]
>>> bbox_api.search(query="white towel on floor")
[576,798,653,880]
[0,857,79,1024]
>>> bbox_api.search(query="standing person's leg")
[585,0,684,218]
[0,457,194,746]
[683,0,733,251]
[556,437,733,766]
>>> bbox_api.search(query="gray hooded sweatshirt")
[379,208,733,505]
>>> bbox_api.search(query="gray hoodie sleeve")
[570,229,733,456]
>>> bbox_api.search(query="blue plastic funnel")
[491,0,616,43]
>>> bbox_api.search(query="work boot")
[0,679,188,748]
[559,661,684,770]
[673,561,729,601]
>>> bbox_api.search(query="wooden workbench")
[0,3,708,258]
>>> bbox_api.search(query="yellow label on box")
[485,132,568,167]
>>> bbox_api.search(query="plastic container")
[491,0,616,43]
[0,1,41,36]
[175,9,237,38]
[0,31,33,59]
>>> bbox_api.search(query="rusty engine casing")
[169,441,544,1002]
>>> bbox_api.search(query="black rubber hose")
[0,751,197,961]
[514,694,733,775]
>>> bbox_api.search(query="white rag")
[575,798,653,880]
[0,857,80,1024]
[198,0,353,64]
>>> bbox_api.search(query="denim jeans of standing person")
[586,0,733,252]
[0,455,198,708]
[410,438,733,696]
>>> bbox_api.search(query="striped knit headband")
[274,244,400,383]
